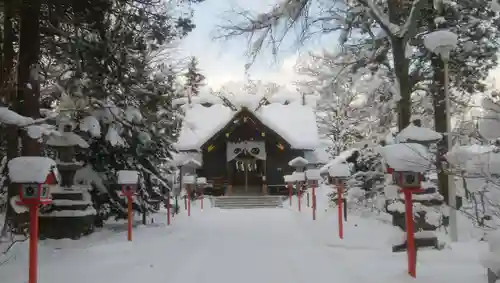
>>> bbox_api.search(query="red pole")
[312,185,316,221]
[28,205,39,283]
[404,189,416,278]
[297,182,301,212]
[127,195,133,241]
[187,184,191,217]
[288,183,292,207]
[337,185,344,239]
[167,199,171,226]
[201,190,204,210]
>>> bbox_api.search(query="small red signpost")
[117,170,139,242]
[8,157,58,283]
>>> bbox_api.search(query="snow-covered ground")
[0,195,488,283]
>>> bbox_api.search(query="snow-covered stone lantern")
[117,170,139,241]
[42,117,95,239]
[8,156,58,283]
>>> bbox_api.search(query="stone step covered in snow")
[213,196,284,209]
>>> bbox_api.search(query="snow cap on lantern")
[196,177,207,185]
[395,124,442,145]
[291,171,306,182]
[288,156,309,168]
[8,157,58,205]
[283,174,295,184]
[117,170,139,195]
[328,161,351,185]
[305,169,321,186]
[379,143,431,189]
[423,30,458,61]
[183,174,196,185]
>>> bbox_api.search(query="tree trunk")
[391,37,412,131]
[17,0,42,157]
[1,0,22,236]
[387,0,412,131]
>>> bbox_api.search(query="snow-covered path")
[1,206,487,283]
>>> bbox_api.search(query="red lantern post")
[394,171,424,278]
[197,177,207,211]
[183,175,196,217]
[328,163,351,240]
[334,178,346,239]
[311,180,317,221]
[8,157,58,283]
[117,170,139,242]
[306,169,321,221]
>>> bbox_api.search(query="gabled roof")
[174,101,320,151]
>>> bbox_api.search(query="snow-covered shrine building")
[174,94,320,196]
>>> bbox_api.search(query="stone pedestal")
[227,184,233,196]
[39,185,96,239]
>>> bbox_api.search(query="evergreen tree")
[184,56,205,101]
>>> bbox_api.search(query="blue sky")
[180,0,338,89]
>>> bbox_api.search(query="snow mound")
[8,157,57,183]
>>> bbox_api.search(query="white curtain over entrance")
[227,141,266,161]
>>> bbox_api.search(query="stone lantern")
[40,117,96,239]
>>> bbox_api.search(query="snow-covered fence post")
[306,169,321,221]
[197,177,207,211]
[328,162,351,240]
[380,143,433,278]
[292,172,306,212]
[117,170,139,242]
[184,175,196,217]
[289,157,309,212]
[283,175,294,208]
[8,157,58,283]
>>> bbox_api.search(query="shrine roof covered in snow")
[174,99,320,151]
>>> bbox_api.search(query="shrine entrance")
[227,141,266,195]
[231,157,263,195]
